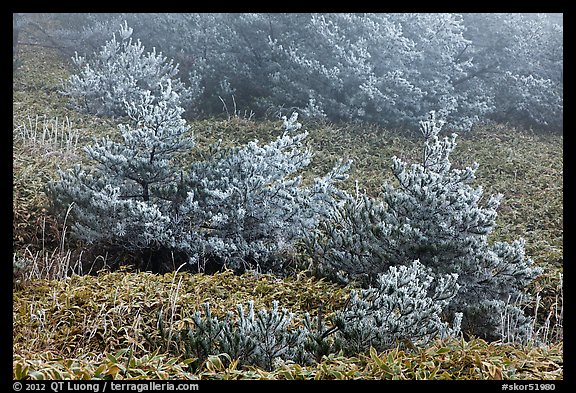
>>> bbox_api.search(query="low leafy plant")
[13,349,198,380]
[152,261,464,371]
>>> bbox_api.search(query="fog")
[14,13,563,131]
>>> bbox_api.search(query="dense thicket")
[16,12,562,131]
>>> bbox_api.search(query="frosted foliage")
[61,20,198,117]
[281,112,302,132]
[310,112,542,340]
[48,107,348,272]
[334,260,462,354]
[226,301,304,370]
[181,114,350,271]
[47,87,193,253]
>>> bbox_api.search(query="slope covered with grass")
[13,40,563,380]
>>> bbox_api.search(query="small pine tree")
[61,20,198,117]
[170,301,305,371]
[47,84,194,270]
[178,112,350,272]
[310,111,542,341]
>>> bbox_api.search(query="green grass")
[13,41,563,380]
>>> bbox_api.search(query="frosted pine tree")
[48,108,348,273]
[61,20,198,117]
[310,111,541,340]
[47,84,194,270]
[179,112,351,272]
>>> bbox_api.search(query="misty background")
[13,13,563,132]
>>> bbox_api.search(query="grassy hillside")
[12,271,562,380]
[13,42,563,380]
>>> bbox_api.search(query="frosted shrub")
[160,263,460,370]
[61,20,198,117]
[333,260,462,354]
[310,112,542,340]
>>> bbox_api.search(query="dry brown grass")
[13,271,562,380]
